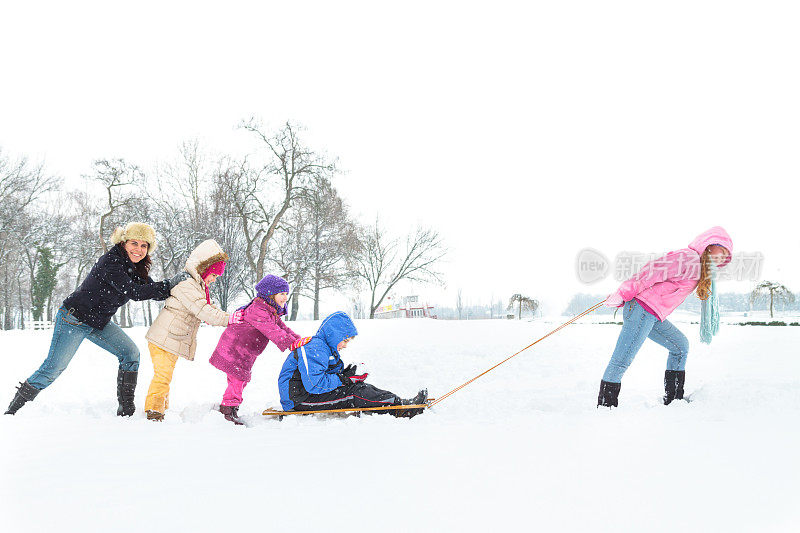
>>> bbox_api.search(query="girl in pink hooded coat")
[209,274,301,424]
[598,226,733,407]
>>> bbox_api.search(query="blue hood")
[316,311,358,350]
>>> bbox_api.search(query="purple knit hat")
[256,275,290,299]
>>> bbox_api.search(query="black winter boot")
[392,389,428,418]
[116,369,138,416]
[597,380,621,408]
[219,405,245,426]
[664,370,686,405]
[5,381,41,415]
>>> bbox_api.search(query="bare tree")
[168,140,207,225]
[456,289,463,320]
[268,177,359,320]
[0,149,60,232]
[13,207,70,322]
[0,238,24,329]
[301,177,359,320]
[353,219,446,319]
[145,145,253,312]
[270,205,313,320]
[65,190,106,290]
[207,163,251,311]
[508,294,539,320]
[750,281,795,319]
[234,120,337,280]
[147,143,217,277]
[0,148,60,329]
[90,159,145,253]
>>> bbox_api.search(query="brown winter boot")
[146,410,165,421]
[219,405,245,426]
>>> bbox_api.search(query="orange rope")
[427,301,605,408]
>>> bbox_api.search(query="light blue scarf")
[700,262,719,344]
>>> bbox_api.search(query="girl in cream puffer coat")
[144,239,238,420]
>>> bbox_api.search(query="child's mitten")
[228,309,245,325]
[290,337,312,351]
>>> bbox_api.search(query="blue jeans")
[27,306,140,390]
[602,300,689,383]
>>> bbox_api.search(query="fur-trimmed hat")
[110,222,157,255]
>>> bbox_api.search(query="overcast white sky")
[1,1,798,314]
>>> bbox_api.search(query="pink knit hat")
[202,261,226,279]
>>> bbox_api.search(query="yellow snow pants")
[144,343,179,413]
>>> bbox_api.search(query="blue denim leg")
[27,307,92,390]
[85,320,140,371]
[648,318,689,371]
[602,300,658,383]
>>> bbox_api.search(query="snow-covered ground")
[2,317,798,532]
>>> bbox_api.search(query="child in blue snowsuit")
[278,311,428,418]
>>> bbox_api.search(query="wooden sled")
[262,399,434,417]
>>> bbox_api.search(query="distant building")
[374,295,436,319]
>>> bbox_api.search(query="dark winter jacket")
[278,311,358,410]
[62,245,170,330]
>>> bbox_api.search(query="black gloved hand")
[342,364,357,377]
[338,374,352,386]
[167,271,191,290]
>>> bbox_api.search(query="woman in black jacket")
[5,222,188,416]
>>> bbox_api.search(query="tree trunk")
[218,277,230,312]
[120,302,134,327]
[770,290,774,319]
[518,300,522,320]
[3,267,12,330]
[3,295,12,329]
[313,273,320,320]
[17,281,25,330]
[289,291,299,321]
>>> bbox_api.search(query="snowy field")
[1,316,798,532]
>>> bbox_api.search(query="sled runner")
[262,399,434,417]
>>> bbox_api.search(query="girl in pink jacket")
[209,274,301,424]
[598,226,733,408]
